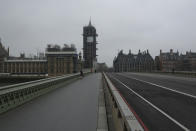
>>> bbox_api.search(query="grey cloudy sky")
[0,0,196,66]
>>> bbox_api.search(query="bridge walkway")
[0,73,101,131]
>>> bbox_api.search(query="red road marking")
[108,75,149,131]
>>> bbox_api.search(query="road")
[0,73,101,131]
[107,72,196,131]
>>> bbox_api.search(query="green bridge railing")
[0,71,90,114]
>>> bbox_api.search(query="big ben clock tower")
[83,20,98,69]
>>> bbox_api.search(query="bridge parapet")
[103,73,144,131]
[0,71,90,114]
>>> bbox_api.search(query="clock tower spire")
[89,17,92,26]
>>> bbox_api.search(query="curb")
[96,75,108,131]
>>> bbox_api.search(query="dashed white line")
[119,74,196,99]
[111,75,190,131]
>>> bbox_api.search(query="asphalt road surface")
[107,72,196,131]
[0,73,101,131]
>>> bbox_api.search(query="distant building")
[96,62,108,72]
[46,44,78,76]
[155,49,196,71]
[0,41,80,76]
[155,49,180,72]
[113,50,154,72]
[0,40,9,73]
[83,20,98,69]
[3,54,47,75]
[179,51,196,71]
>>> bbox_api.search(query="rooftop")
[46,44,76,52]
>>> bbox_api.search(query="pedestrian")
[80,70,84,77]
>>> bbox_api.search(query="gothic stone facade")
[46,44,78,76]
[3,58,47,75]
[0,42,79,76]
[0,41,9,73]
[155,49,180,72]
[179,52,196,71]
[113,50,154,72]
[155,49,196,71]
[83,21,98,68]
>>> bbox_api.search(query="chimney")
[147,49,149,54]
[170,49,173,53]
[120,50,123,54]
[129,49,131,54]
[7,47,9,56]
[20,53,25,58]
[160,49,162,55]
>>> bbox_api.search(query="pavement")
[0,73,101,131]
[107,72,196,131]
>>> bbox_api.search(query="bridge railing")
[153,70,196,77]
[0,71,90,114]
[0,72,88,91]
[102,73,144,131]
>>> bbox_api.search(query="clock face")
[87,36,94,42]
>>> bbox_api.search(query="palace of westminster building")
[0,21,98,76]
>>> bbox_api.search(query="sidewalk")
[0,73,101,131]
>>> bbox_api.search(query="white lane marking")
[111,76,190,131]
[118,73,196,99]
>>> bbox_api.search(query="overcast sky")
[0,0,196,66]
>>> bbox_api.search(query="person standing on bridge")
[80,70,84,77]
